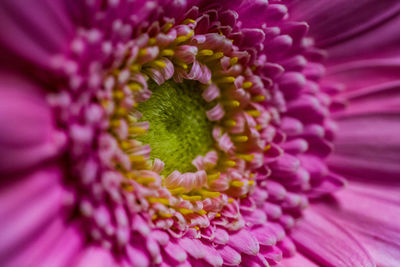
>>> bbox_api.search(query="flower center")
[137,79,214,174]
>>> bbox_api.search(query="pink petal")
[328,112,400,183]
[290,0,400,48]
[0,73,64,175]
[0,0,75,68]
[280,251,319,267]
[315,181,400,266]
[74,246,117,267]
[228,229,260,256]
[0,167,65,263]
[291,208,375,267]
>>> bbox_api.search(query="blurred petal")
[74,246,118,267]
[0,0,75,68]
[0,72,65,175]
[0,166,68,266]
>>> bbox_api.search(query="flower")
[0,0,399,267]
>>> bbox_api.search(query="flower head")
[1,0,400,266]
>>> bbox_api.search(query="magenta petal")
[228,229,259,256]
[37,226,83,267]
[280,251,319,267]
[291,208,375,267]
[328,112,400,183]
[74,246,117,267]
[0,167,66,264]
[289,0,400,48]
[0,0,75,68]
[315,181,400,266]
[0,73,64,175]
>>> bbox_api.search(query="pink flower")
[0,0,399,266]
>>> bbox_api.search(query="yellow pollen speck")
[198,189,221,198]
[129,126,147,134]
[169,187,186,195]
[243,81,253,89]
[152,60,167,68]
[216,213,221,218]
[162,22,174,32]
[161,49,175,56]
[110,119,121,128]
[115,107,127,116]
[212,52,224,59]
[264,144,271,151]
[181,195,202,201]
[128,83,142,91]
[217,76,236,84]
[136,177,155,184]
[139,48,147,56]
[247,110,261,117]
[148,197,170,205]
[198,49,214,56]
[230,57,238,65]
[223,160,236,168]
[232,135,248,142]
[237,153,254,162]
[197,210,207,215]
[183,18,196,24]
[113,90,124,100]
[121,183,134,192]
[130,64,141,72]
[179,208,194,215]
[175,31,194,43]
[228,198,234,203]
[120,141,131,150]
[252,95,265,102]
[223,120,237,127]
[231,180,244,187]
[148,37,156,45]
[255,124,262,131]
[159,212,173,218]
[194,226,200,230]
[207,172,221,181]
[174,60,188,70]
[152,214,158,220]
[129,155,146,163]
[248,180,255,185]
[223,100,240,108]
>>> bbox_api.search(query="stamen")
[222,160,236,168]
[161,49,175,56]
[232,135,248,142]
[230,57,238,65]
[216,76,236,83]
[243,81,253,89]
[252,95,265,102]
[237,154,255,162]
[181,195,202,201]
[198,49,214,56]
[231,180,244,187]
[223,120,237,127]
[247,110,261,117]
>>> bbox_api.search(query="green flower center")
[137,80,214,174]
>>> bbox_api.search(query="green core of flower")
[137,80,214,174]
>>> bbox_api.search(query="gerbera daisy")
[0,0,399,266]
